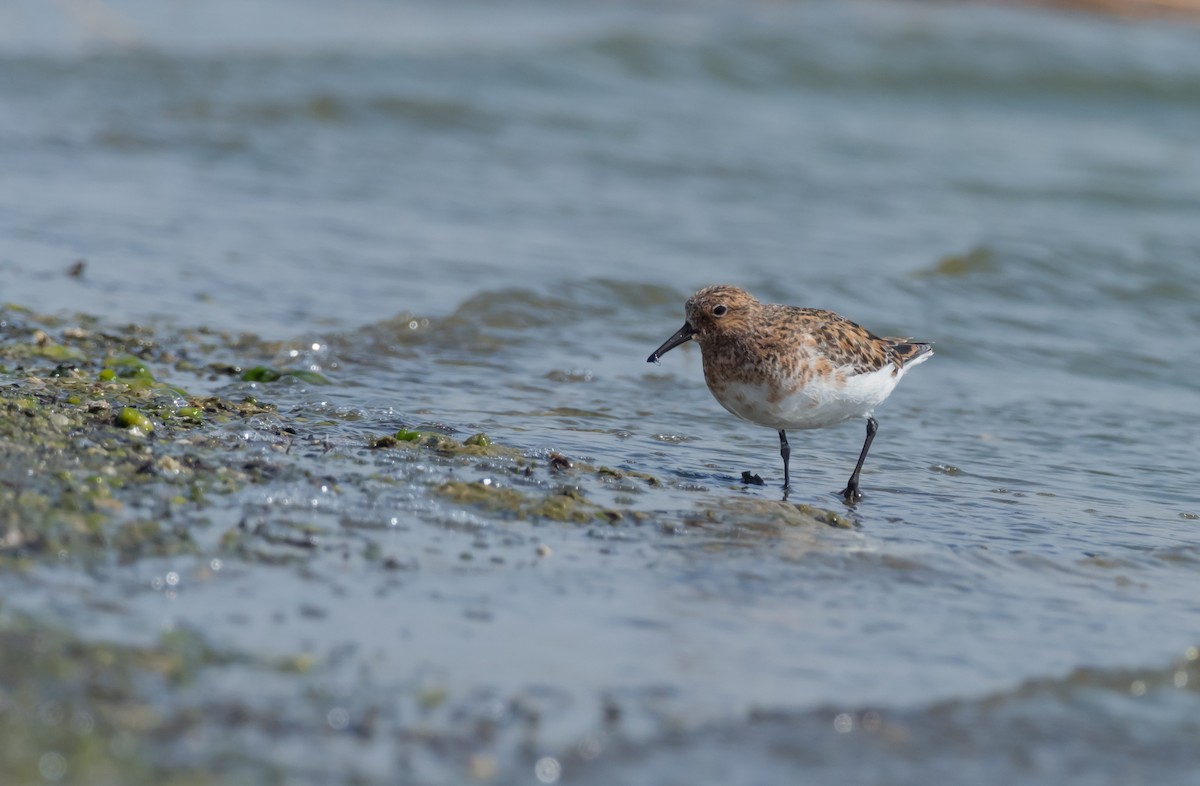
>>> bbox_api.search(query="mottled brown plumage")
[681,285,916,381]
[648,285,932,501]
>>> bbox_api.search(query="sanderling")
[647,285,932,501]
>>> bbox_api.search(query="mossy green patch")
[369,430,519,459]
[464,432,491,448]
[917,246,994,277]
[32,341,86,362]
[105,354,156,382]
[433,480,526,512]
[115,407,155,433]
[111,519,196,563]
[792,503,855,529]
[0,312,282,566]
[433,480,624,524]
[240,365,283,382]
[241,365,330,385]
[598,465,663,487]
[687,498,854,532]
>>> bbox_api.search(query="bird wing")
[797,309,893,374]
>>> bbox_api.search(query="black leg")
[778,430,790,490]
[842,417,877,502]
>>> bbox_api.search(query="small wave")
[561,648,1200,786]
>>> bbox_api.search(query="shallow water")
[3,0,1200,783]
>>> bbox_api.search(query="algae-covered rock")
[421,433,458,450]
[0,309,287,565]
[688,498,854,532]
[464,432,491,448]
[175,406,203,421]
[105,354,156,382]
[115,407,155,434]
[598,465,663,487]
[241,365,330,385]
[432,480,626,524]
[368,429,519,459]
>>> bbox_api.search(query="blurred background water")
[3,1,1200,784]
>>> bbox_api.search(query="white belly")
[710,364,908,431]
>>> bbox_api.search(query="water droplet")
[534,757,561,784]
[39,752,68,781]
[39,701,64,726]
[70,711,95,735]
[327,707,350,730]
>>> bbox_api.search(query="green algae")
[792,503,855,529]
[240,365,330,385]
[687,498,854,532]
[115,406,155,433]
[111,519,196,563]
[0,310,281,565]
[105,354,156,382]
[3,305,662,550]
[433,480,625,524]
[240,365,285,382]
[368,429,523,460]
[433,481,527,513]
[597,465,663,488]
[917,245,994,277]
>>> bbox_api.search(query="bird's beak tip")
[647,322,695,364]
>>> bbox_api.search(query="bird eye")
[712,304,728,317]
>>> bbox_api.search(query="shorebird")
[648,285,932,501]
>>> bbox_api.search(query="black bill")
[646,322,695,363]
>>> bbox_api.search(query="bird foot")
[740,471,764,486]
[840,484,863,504]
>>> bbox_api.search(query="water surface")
[2,1,1199,783]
